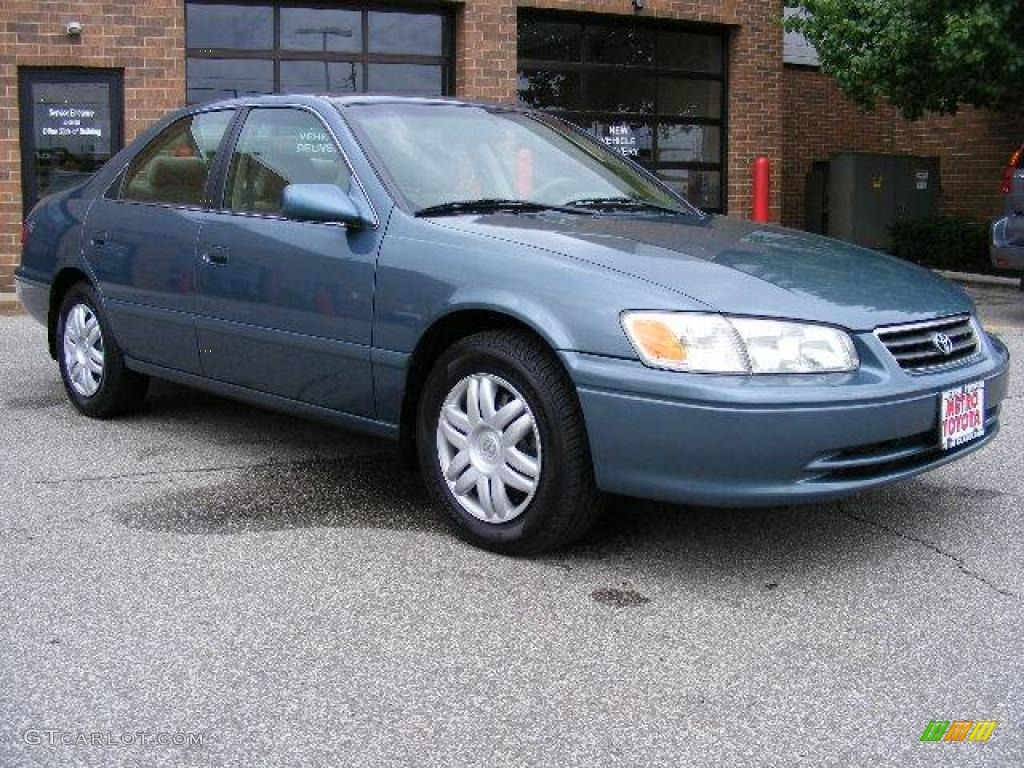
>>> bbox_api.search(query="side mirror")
[281,184,370,227]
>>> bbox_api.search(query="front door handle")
[201,245,230,266]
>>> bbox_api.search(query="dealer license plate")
[939,381,985,450]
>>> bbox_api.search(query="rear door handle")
[90,231,110,248]
[201,245,230,266]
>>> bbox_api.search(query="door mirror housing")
[281,184,370,227]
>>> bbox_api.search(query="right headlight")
[621,312,859,374]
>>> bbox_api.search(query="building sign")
[32,84,112,159]
[598,123,634,157]
[39,105,103,140]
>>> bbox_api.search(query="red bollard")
[516,148,533,197]
[752,155,771,223]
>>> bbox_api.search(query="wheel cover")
[436,373,542,523]
[62,303,104,397]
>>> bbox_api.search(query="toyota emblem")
[932,332,954,355]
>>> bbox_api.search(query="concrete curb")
[0,292,24,316]
[935,269,1020,288]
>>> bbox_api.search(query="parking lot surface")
[1,283,1022,767]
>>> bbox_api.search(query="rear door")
[192,106,380,417]
[82,109,235,373]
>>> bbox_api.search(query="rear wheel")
[417,329,604,554]
[56,282,149,417]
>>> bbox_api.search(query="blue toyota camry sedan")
[15,95,1010,553]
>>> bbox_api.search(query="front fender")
[373,212,701,359]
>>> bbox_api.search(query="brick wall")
[782,65,1024,231]
[460,0,786,221]
[0,0,185,295]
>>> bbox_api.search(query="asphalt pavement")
[1,284,1022,767]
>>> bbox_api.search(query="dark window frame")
[17,67,124,213]
[186,0,455,102]
[517,9,729,213]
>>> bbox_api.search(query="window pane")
[657,124,721,163]
[517,70,583,111]
[187,58,273,103]
[368,12,443,55]
[658,168,721,210]
[518,19,582,62]
[585,24,654,66]
[281,60,363,95]
[588,72,655,114]
[186,3,273,50]
[367,64,442,95]
[31,82,113,202]
[658,31,723,73]
[588,120,653,162]
[191,111,235,161]
[225,109,351,215]
[280,8,362,52]
[658,78,721,118]
[123,111,234,205]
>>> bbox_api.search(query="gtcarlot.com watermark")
[15,729,205,747]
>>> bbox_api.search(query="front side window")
[121,110,234,205]
[342,103,694,215]
[224,108,351,215]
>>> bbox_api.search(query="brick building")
[1,0,1020,308]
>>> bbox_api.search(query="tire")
[417,329,604,554]
[56,282,149,418]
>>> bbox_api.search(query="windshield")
[339,102,697,216]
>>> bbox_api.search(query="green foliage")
[890,216,993,273]
[785,1,1024,119]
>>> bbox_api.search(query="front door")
[194,106,378,417]
[18,68,123,213]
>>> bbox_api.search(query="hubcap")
[436,373,542,523]
[62,303,104,397]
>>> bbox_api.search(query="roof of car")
[190,94,517,112]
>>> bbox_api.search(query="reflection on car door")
[83,109,235,373]
[192,106,379,417]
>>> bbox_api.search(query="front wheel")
[417,330,604,554]
[56,282,149,418]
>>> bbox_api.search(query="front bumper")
[563,332,1010,507]
[991,215,1024,272]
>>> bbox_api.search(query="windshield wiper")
[563,196,686,215]
[415,198,580,217]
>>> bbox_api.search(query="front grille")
[875,315,980,371]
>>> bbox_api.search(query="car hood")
[431,212,973,331]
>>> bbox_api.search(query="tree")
[784,1,1024,119]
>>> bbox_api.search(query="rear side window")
[121,110,234,205]
[224,108,352,216]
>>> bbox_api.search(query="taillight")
[1002,146,1023,194]
[20,220,29,245]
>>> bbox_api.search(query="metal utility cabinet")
[825,152,940,251]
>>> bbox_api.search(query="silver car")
[992,142,1024,287]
